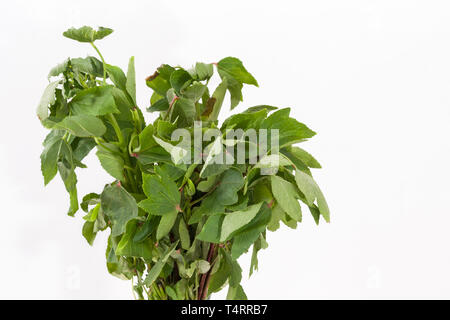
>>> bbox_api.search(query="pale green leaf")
[295,170,330,222]
[55,115,106,137]
[101,184,138,236]
[63,26,113,43]
[271,175,302,221]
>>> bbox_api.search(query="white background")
[1,0,449,299]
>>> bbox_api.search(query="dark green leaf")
[133,216,159,243]
[147,98,169,112]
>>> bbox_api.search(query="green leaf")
[72,137,96,165]
[147,98,169,113]
[96,143,125,181]
[217,57,258,109]
[106,237,134,280]
[189,169,244,224]
[70,86,119,116]
[80,192,100,213]
[208,250,232,293]
[116,220,154,259]
[267,202,284,232]
[54,115,106,137]
[156,119,177,139]
[153,136,189,165]
[138,169,181,239]
[170,69,192,95]
[157,213,179,240]
[196,214,224,243]
[71,56,104,78]
[83,202,100,222]
[133,216,159,243]
[56,141,79,216]
[139,171,180,216]
[221,107,268,130]
[101,184,138,236]
[260,108,316,148]
[105,64,127,91]
[208,79,228,121]
[82,221,96,245]
[222,249,242,287]
[136,123,157,153]
[208,169,244,207]
[63,26,113,43]
[217,57,258,86]
[146,64,174,96]
[226,284,247,300]
[182,82,207,102]
[231,204,271,259]
[271,175,302,222]
[243,105,277,113]
[126,56,136,104]
[166,286,179,300]
[193,62,214,80]
[37,80,60,121]
[179,218,191,250]
[295,170,330,222]
[40,130,64,185]
[225,77,243,110]
[199,136,225,178]
[144,241,178,286]
[288,147,321,169]
[48,58,69,79]
[220,202,263,241]
[249,235,268,276]
[170,97,196,127]
[197,175,218,192]
[146,75,171,96]
[159,163,186,181]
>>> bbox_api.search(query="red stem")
[198,243,216,300]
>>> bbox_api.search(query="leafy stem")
[90,41,107,84]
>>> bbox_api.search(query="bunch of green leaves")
[37,26,330,300]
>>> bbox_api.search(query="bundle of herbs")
[37,26,330,300]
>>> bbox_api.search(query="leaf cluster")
[37,26,330,300]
